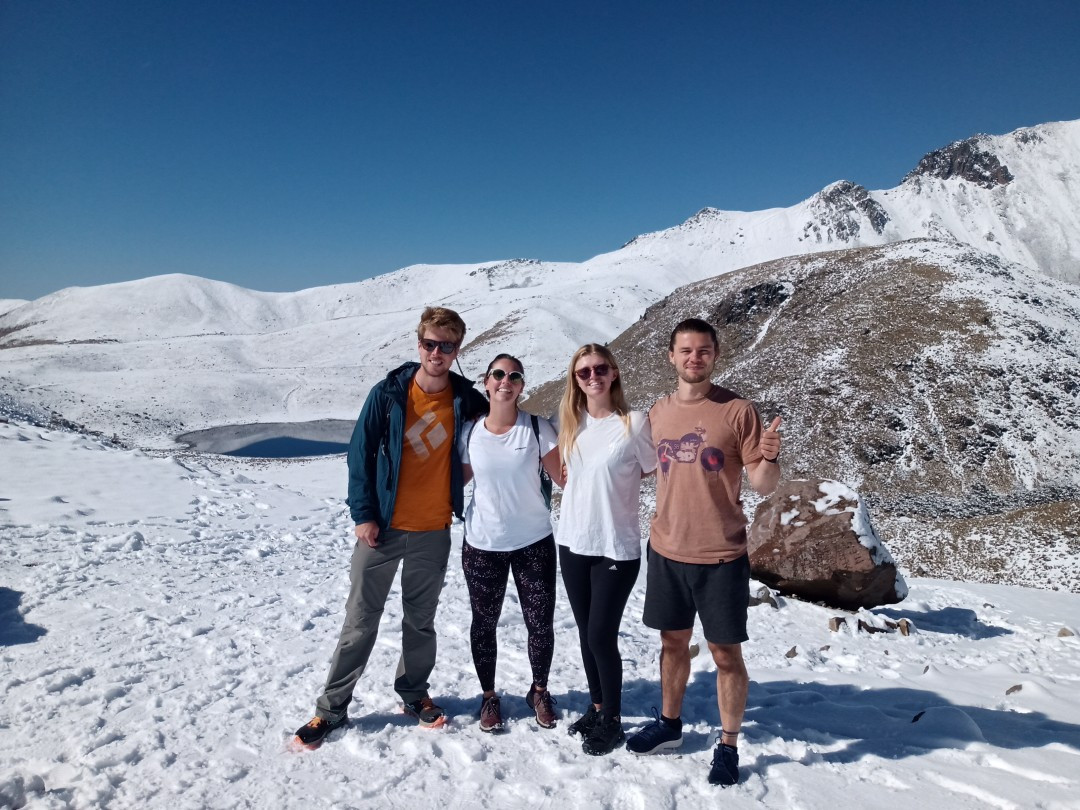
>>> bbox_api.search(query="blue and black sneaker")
[625,709,683,754]
[708,742,740,786]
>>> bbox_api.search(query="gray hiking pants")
[316,527,451,721]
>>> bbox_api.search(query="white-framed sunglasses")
[486,368,524,384]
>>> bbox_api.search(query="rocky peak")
[802,180,889,244]
[903,137,1014,189]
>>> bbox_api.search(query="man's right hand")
[355,521,380,548]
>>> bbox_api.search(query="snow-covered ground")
[2,421,1078,809]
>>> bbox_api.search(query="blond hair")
[557,344,631,461]
[416,306,466,344]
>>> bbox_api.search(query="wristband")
[763,455,779,464]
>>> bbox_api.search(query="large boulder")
[748,478,907,610]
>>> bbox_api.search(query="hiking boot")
[403,696,447,728]
[625,709,683,754]
[479,694,504,733]
[582,714,625,756]
[567,705,600,738]
[708,743,740,786]
[292,715,348,749]
[525,685,558,729]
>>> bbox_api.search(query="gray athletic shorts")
[642,545,750,645]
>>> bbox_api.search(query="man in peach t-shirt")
[626,318,782,788]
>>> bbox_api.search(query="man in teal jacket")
[294,306,488,748]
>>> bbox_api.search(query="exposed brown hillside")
[528,239,1080,590]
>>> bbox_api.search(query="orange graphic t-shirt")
[390,379,455,531]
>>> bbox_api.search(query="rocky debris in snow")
[858,619,890,634]
[748,585,779,609]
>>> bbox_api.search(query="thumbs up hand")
[760,416,782,463]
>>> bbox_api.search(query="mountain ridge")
[2,117,1079,447]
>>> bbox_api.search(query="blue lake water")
[178,420,353,458]
[223,437,349,458]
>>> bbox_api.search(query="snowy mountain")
[2,118,1078,448]
[3,121,1080,806]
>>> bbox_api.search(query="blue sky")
[2,1,1079,301]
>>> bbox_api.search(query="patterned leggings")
[461,534,556,693]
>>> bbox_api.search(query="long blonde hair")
[557,344,631,462]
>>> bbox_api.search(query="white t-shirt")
[555,410,656,561]
[460,410,558,552]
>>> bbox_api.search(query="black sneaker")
[625,709,683,754]
[567,705,600,738]
[582,715,625,756]
[403,696,447,728]
[708,743,740,786]
[292,715,348,750]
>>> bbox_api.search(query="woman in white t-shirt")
[555,344,656,756]
[460,353,563,735]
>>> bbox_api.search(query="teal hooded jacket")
[346,362,488,529]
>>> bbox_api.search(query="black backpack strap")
[530,414,541,465]
[530,414,553,509]
[464,418,477,456]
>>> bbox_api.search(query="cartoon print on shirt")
[699,445,724,472]
[656,426,725,476]
[674,432,702,462]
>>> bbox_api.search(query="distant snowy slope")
[624,119,1080,286]
[0,299,28,317]
[1,118,1079,447]
[883,120,1080,282]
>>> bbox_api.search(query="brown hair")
[416,306,467,344]
[485,353,524,376]
[557,344,631,461]
[668,317,718,351]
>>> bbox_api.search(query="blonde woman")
[555,344,656,755]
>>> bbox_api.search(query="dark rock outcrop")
[748,478,907,610]
[803,181,890,243]
[904,138,1014,189]
[709,281,791,326]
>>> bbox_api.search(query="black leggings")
[462,535,556,693]
[558,545,640,719]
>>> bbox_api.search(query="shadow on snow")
[874,605,1012,639]
[0,587,47,646]
[622,670,1080,762]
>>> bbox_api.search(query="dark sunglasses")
[487,368,525,384]
[419,338,458,354]
[574,363,610,380]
